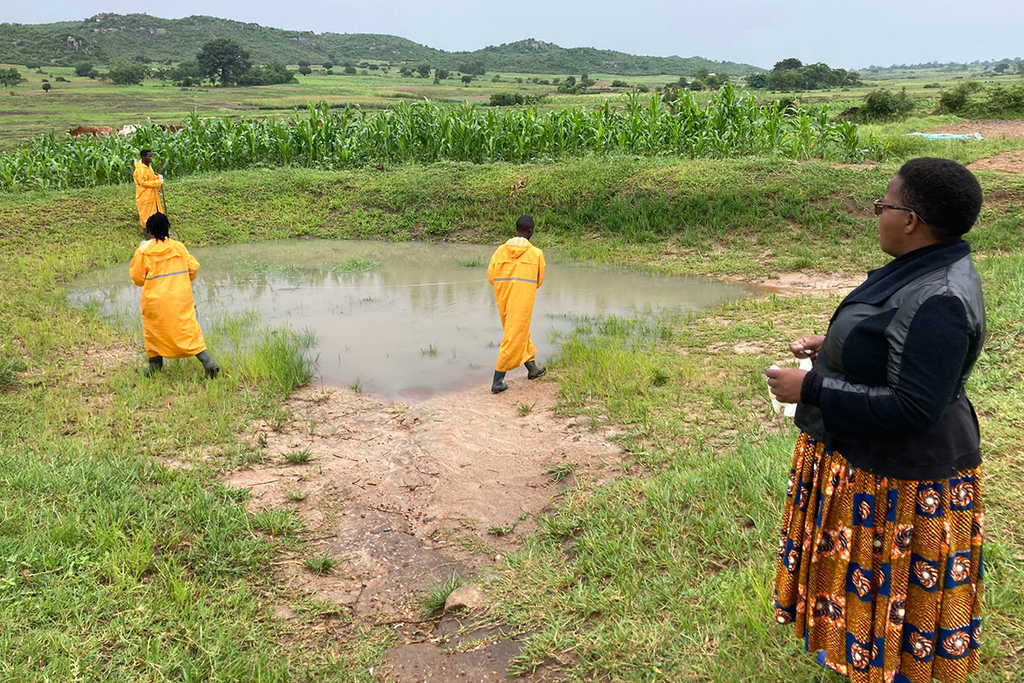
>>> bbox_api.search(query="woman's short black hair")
[897,157,983,240]
[146,212,170,240]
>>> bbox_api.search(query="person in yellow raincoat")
[133,149,163,229]
[487,214,546,393]
[129,212,219,378]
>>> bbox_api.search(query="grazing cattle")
[116,124,139,136]
[68,125,113,137]
[156,124,186,132]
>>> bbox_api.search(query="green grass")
[303,553,337,576]
[0,354,27,390]
[419,571,467,617]
[544,462,578,483]
[514,401,536,416]
[1,152,1022,681]
[284,447,312,464]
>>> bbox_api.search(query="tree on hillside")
[745,73,768,88]
[458,60,486,76]
[322,61,334,70]
[774,58,803,71]
[416,64,431,78]
[75,61,93,77]
[435,68,450,80]
[461,75,472,85]
[994,63,1009,74]
[42,82,51,93]
[197,39,251,87]
[107,63,149,86]
[298,60,310,68]
[170,61,204,86]
[298,65,312,76]
[0,68,23,88]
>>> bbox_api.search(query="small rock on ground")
[445,583,487,612]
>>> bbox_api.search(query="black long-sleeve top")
[795,241,986,480]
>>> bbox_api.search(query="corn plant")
[0,86,886,193]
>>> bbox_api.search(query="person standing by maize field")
[133,149,163,229]
[487,215,546,393]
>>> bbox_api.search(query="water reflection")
[69,240,749,399]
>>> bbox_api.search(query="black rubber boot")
[141,356,163,378]
[491,370,508,394]
[196,350,220,379]
[525,360,546,380]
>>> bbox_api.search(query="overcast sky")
[7,1,1024,69]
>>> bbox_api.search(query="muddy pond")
[70,240,749,398]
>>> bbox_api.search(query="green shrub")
[938,81,983,115]
[861,88,914,120]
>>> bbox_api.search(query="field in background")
[2,60,1024,150]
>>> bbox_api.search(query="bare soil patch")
[223,376,621,680]
[968,149,1024,174]
[925,119,1024,139]
[736,272,862,297]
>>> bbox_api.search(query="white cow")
[116,124,139,136]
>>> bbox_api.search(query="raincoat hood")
[503,236,533,259]
[139,238,178,259]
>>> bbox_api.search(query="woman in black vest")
[765,158,985,683]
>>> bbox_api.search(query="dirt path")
[922,119,1024,174]
[968,149,1024,174]
[925,119,1024,139]
[223,374,620,681]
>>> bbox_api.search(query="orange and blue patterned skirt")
[774,433,983,683]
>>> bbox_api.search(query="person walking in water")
[487,214,546,393]
[129,212,219,379]
[133,149,163,229]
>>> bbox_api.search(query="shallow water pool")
[69,240,749,398]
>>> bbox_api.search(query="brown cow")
[68,125,113,137]
[156,124,186,132]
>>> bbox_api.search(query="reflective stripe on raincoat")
[129,238,206,359]
[487,237,545,372]
[133,160,162,229]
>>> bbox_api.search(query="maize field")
[0,86,883,193]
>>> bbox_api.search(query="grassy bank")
[1,156,1022,681]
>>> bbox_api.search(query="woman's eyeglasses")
[873,199,916,217]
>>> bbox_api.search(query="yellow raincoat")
[133,160,163,228]
[488,237,545,372]
[129,238,206,359]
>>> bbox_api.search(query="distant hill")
[0,14,764,77]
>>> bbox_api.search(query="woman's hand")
[765,367,807,404]
[790,335,825,360]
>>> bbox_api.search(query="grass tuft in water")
[329,258,380,273]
